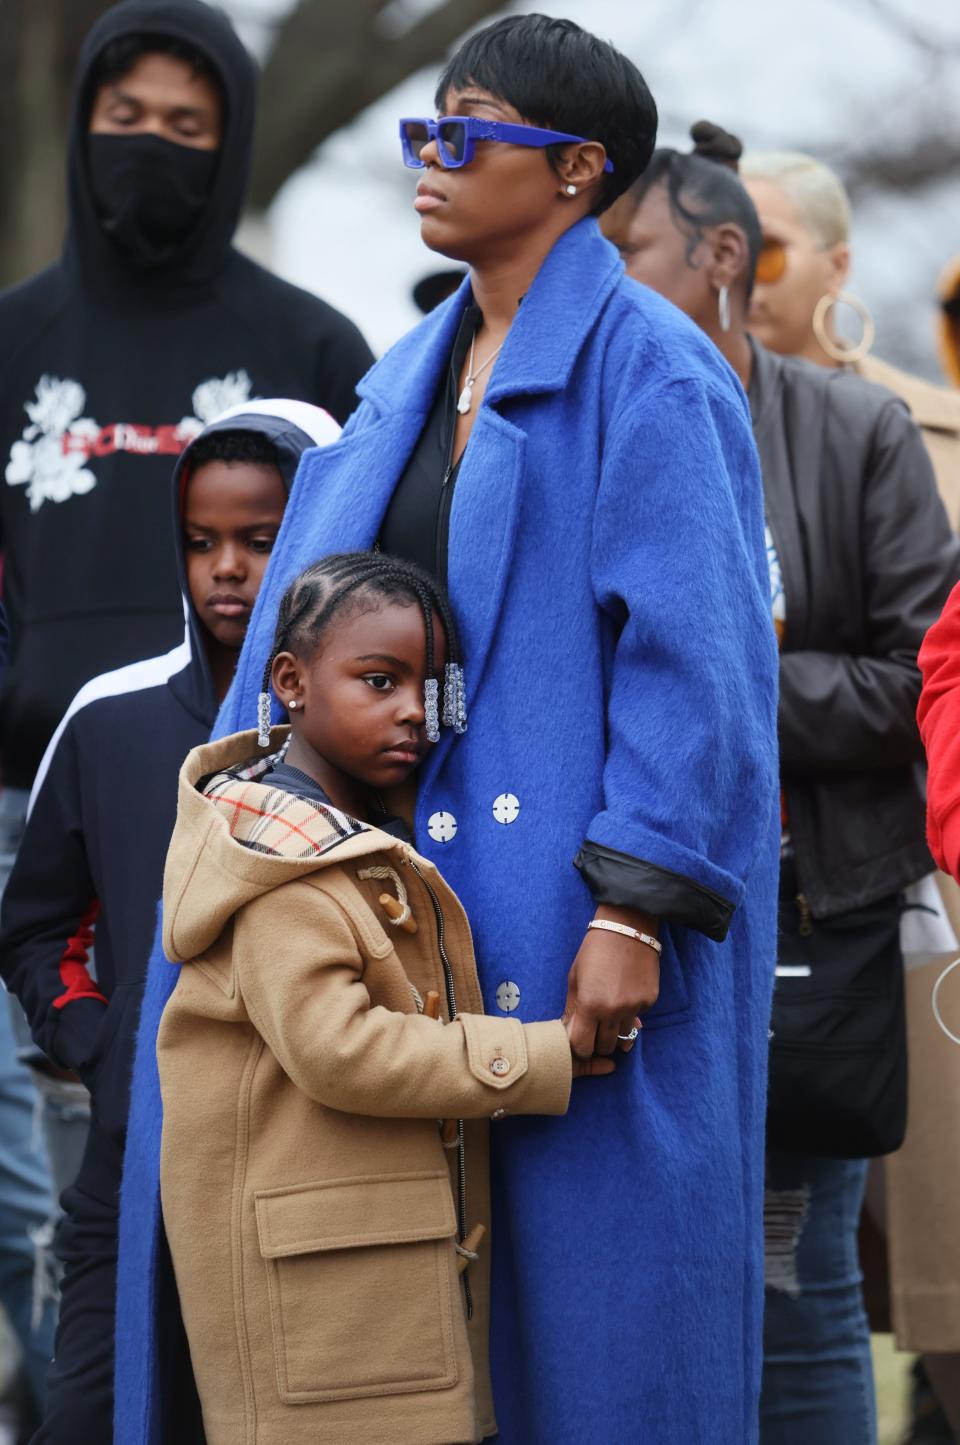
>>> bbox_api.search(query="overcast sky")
[229,0,960,378]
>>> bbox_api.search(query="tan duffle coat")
[157,731,572,1445]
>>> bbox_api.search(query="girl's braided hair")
[257,552,467,747]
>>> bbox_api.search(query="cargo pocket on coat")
[254,1169,460,1404]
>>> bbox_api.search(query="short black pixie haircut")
[187,430,282,473]
[627,121,763,297]
[88,34,222,113]
[434,14,658,212]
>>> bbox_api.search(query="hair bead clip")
[442,663,456,729]
[424,677,440,743]
[443,662,468,735]
[257,690,272,749]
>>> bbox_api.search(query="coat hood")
[66,0,255,292]
[168,400,341,729]
[164,729,407,962]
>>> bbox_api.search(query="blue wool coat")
[117,219,780,1444]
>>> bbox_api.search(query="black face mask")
[87,133,219,267]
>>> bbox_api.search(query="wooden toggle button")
[380,892,417,933]
[457,1223,487,1275]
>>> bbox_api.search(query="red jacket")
[919,578,960,878]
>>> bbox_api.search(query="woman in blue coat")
[117,16,779,1444]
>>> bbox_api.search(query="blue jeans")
[0,789,60,1414]
[0,994,56,1414]
[2,790,90,1205]
[760,1152,877,1445]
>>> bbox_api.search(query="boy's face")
[183,460,287,652]
[89,52,223,149]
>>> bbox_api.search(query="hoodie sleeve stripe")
[52,898,107,1010]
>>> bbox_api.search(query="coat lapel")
[440,409,526,750]
[483,218,623,407]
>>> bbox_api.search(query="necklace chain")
[457,332,505,415]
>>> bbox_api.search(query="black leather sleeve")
[573,840,735,943]
[778,400,960,772]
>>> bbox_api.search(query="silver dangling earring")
[564,184,578,196]
[718,285,731,333]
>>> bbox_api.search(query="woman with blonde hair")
[741,150,960,529]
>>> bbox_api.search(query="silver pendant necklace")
[457,332,505,415]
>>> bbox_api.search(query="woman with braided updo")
[603,120,959,1445]
[121,21,782,1445]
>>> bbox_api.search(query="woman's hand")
[570,1047,617,1079]
[562,905,660,1058]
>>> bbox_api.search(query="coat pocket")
[254,1169,460,1404]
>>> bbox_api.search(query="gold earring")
[812,291,875,364]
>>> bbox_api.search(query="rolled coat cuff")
[458,1015,571,1117]
[574,839,736,943]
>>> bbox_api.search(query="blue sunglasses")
[399,115,614,173]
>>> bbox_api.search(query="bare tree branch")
[0,0,109,288]
[837,136,960,200]
[248,0,502,212]
[852,0,960,56]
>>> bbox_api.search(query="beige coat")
[158,731,572,1445]
[858,353,960,531]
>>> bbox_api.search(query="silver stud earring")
[718,285,731,333]
[564,184,577,197]
[288,700,298,710]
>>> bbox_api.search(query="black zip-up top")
[749,337,960,915]
[0,0,373,787]
[0,402,338,1142]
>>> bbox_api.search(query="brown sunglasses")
[755,238,788,285]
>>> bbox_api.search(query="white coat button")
[427,811,458,843]
[492,793,520,825]
[489,1056,511,1077]
[495,981,521,1013]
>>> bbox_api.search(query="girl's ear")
[271,650,303,707]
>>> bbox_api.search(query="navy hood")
[66,0,256,289]
[169,400,342,726]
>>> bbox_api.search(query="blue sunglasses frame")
[399,115,614,173]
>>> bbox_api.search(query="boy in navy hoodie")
[0,400,339,1443]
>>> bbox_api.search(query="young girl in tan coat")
[157,553,618,1445]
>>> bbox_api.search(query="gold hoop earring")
[812,291,875,364]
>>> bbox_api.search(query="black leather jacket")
[751,339,960,917]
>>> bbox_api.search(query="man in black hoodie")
[0,0,372,795]
[0,11,371,1426]
[1,400,340,1443]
